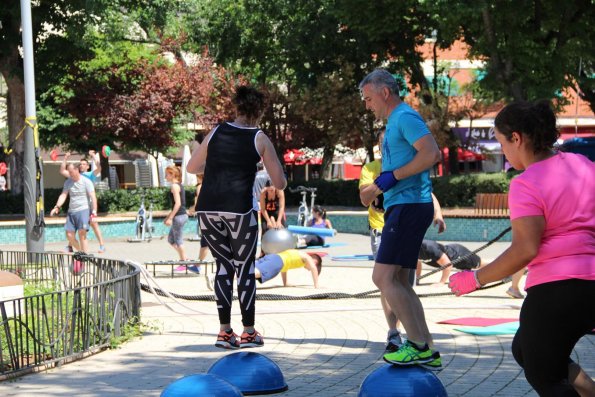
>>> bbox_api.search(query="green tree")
[187,0,381,175]
[432,0,595,104]
[333,0,467,169]
[335,0,595,174]
[0,0,102,193]
[1,0,209,193]
[577,59,595,114]
[292,65,371,176]
[333,0,437,96]
[40,41,239,178]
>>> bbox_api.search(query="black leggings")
[511,278,595,396]
[305,235,325,247]
[198,211,258,327]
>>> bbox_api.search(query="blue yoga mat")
[454,321,519,335]
[331,254,374,261]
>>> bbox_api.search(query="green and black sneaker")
[421,351,442,370]
[383,340,435,366]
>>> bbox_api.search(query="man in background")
[60,151,106,253]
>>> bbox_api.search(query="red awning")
[283,149,303,164]
[442,147,485,161]
[283,149,322,165]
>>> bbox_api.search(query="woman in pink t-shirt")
[449,100,595,396]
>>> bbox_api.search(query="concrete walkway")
[1,233,593,396]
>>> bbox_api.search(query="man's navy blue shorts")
[376,202,433,269]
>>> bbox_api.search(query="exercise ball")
[160,373,242,397]
[208,352,288,395]
[359,365,447,397]
[261,229,296,254]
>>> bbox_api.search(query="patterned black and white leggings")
[198,210,258,326]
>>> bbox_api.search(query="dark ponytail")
[494,100,559,153]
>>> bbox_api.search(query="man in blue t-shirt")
[60,150,107,253]
[359,69,442,368]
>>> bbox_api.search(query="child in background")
[164,165,188,262]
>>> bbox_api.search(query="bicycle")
[289,186,317,227]
[128,190,154,242]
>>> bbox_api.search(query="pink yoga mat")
[437,317,519,327]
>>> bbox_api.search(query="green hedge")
[430,172,517,207]
[97,187,174,212]
[0,188,64,215]
[284,173,515,208]
[0,172,517,215]
[284,179,362,207]
[0,187,178,214]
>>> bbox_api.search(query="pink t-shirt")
[509,152,595,289]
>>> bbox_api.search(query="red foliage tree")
[56,45,241,156]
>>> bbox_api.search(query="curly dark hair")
[494,100,559,153]
[233,85,267,120]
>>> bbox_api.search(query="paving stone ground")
[1,232,593,396]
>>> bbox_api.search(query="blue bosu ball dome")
[359,364,448,397]
[160,373,242,397]
[208,352,288,395]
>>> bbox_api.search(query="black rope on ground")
[140,226,512,302]
[140,283,382,301]
[140,278,507,301]
[418,226,511,280]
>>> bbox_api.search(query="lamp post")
[20,0,45,252]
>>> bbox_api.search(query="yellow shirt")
[359,160,384,231]
[277,249,305,272]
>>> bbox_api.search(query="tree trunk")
[3,71,25,195]
[578,67,595,114]
[365,141,375,164]
[100,155,111,187]
[448,144,459,175]
[321,145,335,180]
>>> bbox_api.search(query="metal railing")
[0,250,141,379]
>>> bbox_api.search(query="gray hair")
[359,69,400,95]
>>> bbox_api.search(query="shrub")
[431,173,515,207]
[284,180,361,207]
[97,187,172,212]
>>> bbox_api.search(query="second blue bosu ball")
[208,351,288,395]
[359,364,448,397]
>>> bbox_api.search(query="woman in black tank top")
[164,165,188,261]
[186,85,288,349]
[259,180,286,234]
